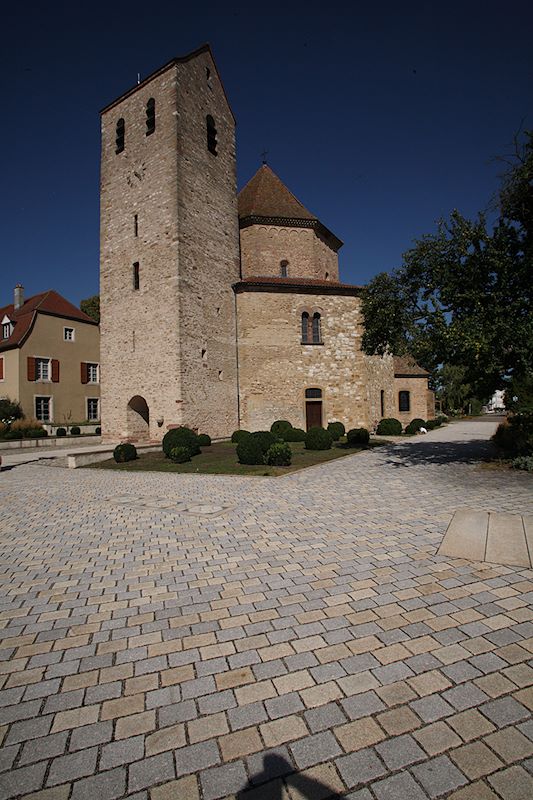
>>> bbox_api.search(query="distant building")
[99,45,434,441]
[0,286,100,424]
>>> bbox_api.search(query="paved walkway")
[0,419,532,800]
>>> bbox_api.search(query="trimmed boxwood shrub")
[231,429,251,444]
[282,427,306,442]
[56,427,67,437]
[376,418,402,436]
[405,418,426,435]
[346,428,370,447]
[236,436,265,465]
[305,426,333,451]
[327,421,345,441]
[27,428,48,438]
[266,441,292,466]
[437,415,448,425]
[162,427,200,457]
[492,414,533,457]
[113,443,137,463]
[251,430,277,454]
[197,434,211,447]
[169,445,191,463]
[4,430,23,440]
[425,419,437,430]
[270,420,292,438]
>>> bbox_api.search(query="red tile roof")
[0,290,97,352]
[234,276,363,296]
[393,355,430,377]
[238,165,317,220]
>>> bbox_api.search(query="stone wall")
[393,376,435,425]
[364,353,395,430]
[236,289,371,432]
[100,50,240,442]
[240,225,339,281]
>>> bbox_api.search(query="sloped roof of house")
[0,290,97,353]
[393,355,430,377]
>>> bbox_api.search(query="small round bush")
[376,418,402,436]
[266,441,292,466]
[405,418,426,435]
[425,419,437,430]
[437,415,448,425]
[169,445,191,463]
[251,430,277,455]
[162,427,200,457]
[113,443,137,463]
[283,427,306,442]
[95,427,101,434]
[4,430,23,440]
[270,420,292,438]
[511,456,533,472]
[56,427,67,437]
[0,422,8,437]
[346,428,370,447]
[236,436,265,465]
[231,429,251,444]
[70,426,81,436]
[327,421,345,441]
[27,428,48,438]
[197,434,211,447]
[305,426,333,451]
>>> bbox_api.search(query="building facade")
[99,46,433,441]
[0,287,100,424]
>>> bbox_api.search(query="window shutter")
[51,359,60,383]
[81,362,88,384]
[27,356,36,381]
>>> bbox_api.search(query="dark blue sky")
[2,1,532,307]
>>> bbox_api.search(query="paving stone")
[340,691,385,720]
[128,752,175,792]
[449,740,503,780]
[70,767,126,800]
[371,772,429,800]
[289,731,342,770]
[410,695,454,723]
[488,765,533,800]
[19,731,69,765]
[0,761,48,799]
[304,702,348,733]
[200,760,248,800]
[479,696,530,726]
[47,747,98,786]
[336,747,387,788]
[175,740,221,777]
[100,736,145,770]
[69,721,113,752]
[412,754,468,798]
[375,733,425,769]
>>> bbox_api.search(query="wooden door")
[306,401,322,430]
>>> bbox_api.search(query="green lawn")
[87,439,389,477]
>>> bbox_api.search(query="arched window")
[280,260,288,277]
[206,115,218,155]
[115,118,125,154]
[312,312,321,344]
[301,312,310,343]
[305,388,322,399]
[146,98,155,136]
[399,390,410,412]
[380,389,385,417]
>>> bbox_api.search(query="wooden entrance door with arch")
[305,387,323,430]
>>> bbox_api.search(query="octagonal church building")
[99,45,434,441]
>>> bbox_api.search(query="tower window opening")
[146,98,155,136]
[280,260,288,278]
[133,262,140,290]
[312,312,321,344]
[301,312,310,343]
[115,118,125,154]
[134,214,138,237]
[206,115,218,156]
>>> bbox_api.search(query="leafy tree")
[362,131,533,398]
[435,364,471,413]
[80,294,100,323]
[0,397,24,422]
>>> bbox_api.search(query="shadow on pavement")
[237,754,342,798]
[380,438,494,467]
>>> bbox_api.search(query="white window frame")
[35,395,53,422]
[63,326,75,341]
[35,357,51,382]
[86,397,99,421]
[2,323,11,339]
[87,363,100,384]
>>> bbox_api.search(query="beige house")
[0,286,100,425]
[99,45,433,441]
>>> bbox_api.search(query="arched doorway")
[305,388,323,430]
[126,395,150,440]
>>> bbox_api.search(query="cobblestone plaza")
[1,419,532,799]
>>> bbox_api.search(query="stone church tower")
[99,45,240,441]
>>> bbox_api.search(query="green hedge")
[346,428,370,447]
[305,426,333,451]
[162,427,200,457]
[492,414,533,457]
[266,442,292,466]
[270,420,292,438]
[169,445,191,463]
[405,418,425,435]
[376,418,402,435]
[282,427,307,442]
[113,443,137,463]
[231,430,251,444]
[251,430,277,454]
[197,434,211,447]
[327,421,345,441]
[236,436,265,465]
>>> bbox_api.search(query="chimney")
[14,284,24,311]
